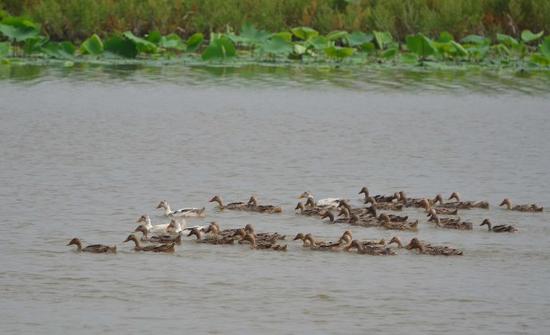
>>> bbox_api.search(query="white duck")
[156,200,206,218]
[136,214,186,235]
[298,192,341,209]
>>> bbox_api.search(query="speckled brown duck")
[246,196,283,214]
[406,237,463,256]
[378,213,418,231]
[480,219,518,232]
[344,240,395,255]
[499,198,543,212]
[67,238,116,253]
[123,234,175,253]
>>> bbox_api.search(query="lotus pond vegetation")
[1,15,550,69]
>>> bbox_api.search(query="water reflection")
[1,62,549,94]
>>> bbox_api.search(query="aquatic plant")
[1,15,549,69]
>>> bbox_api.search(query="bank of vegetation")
[1,1,549,67]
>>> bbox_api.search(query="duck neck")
[163,204,172,215]
[214,198,224,208]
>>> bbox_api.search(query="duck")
[235,224,286,243]
[298,192,341,209]
[302,233,346,251]
[442,192,489,209]
[344,240,395,255]
[202,222,241,238]
[365,197,403,211]
[419,199,458,215]
[209,195,248,210]
[123,234,176,253]
[136,214,183,235]
[397,191,436,208]
[348,214,381,227]
[247,196,283,213]
[156,200,206,218]
[387,236,404,248]
[430,214,473,230]
[406,237,463,256]
[480,219,518,232]
[134,225,184,244]
[292,233,312,247]
[499,198,543,212]
[338,230,353,244]
[66,238,116,253]
[320,210,352,224]
[239,233,287,251]
[358,186,398,203]
[295,202,324,216]
[378,213,418,231]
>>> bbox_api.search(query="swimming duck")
[348,214,381,227]
[320,210,352,224]
[240,224,286,242]
[293,233,312,247]
[247,196,283,213]
[406,237,463,256]
[134,225,184,245]
[344,240,395,255]
[295,202,324,216]
[156,200,206,218]
[430,214,473,230]
[302,233,346,251]
[298,192,341,209]
[442,192,489,209]
[66,238,116,253]
[136,214,182,235]
[480,219,518,232]
[388,236,404,248]
[378,213,418,231]
[365,197,403,211]
[499,198,543,212]
[209,195,247,210]
[123,234,176,253]
[338,230,353,244]
[239,233,287,251]
[419,199,458,215]
[358,186,398,203]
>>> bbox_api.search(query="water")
[1,64,549,334]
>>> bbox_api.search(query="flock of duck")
[67,187,543,257]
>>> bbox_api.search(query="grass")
[1,0,550,42]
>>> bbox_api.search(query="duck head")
[399,191,407,201]
[247,196,258,206]
[378,213,390,223]
[244,224,255,234]
[337,207,350,218]
[136,214,149,224]
[358,187,369,197]
[449,192,461,202]
[156,200,168,209]
[134,224,149,238]
[204,222,220,235]
[320,211,335,222]
[167,219,182,233]
[419,199,431,211]
[499,198,512,209]
[187,227,203,240]
[388,236,403,248]
[480,218,492,230]
[433,194,443,205]
[293,233,305,241]
[209,195,223,207]
[406,237,425,252]
[123,234,139,245]
[298,192,312,199]
[295,202,305,212]
[304,197,316,208]
[67,237,82,250]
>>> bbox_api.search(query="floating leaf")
[272,32,292,42]
[104,35,138,58]
[258,35,293,56]
[521,30,544,43]
[497,33,519,47]
[0,16,40,42]
[346,31,373,47]
[186,33,204,52]
[291,27,319,40]
[326,30,349,42]
[80,34,104,55]
[0,41,9,57]
[381,47,398,58]
[238,22,269,47]
[23,35,48,55]
[437,31,454,43]
[146,31,162,44]
[159,33,185,51]
[201,35,236,60]
[307,36,330,50]
[123,31,158,53]
[42,41,76,59]
[406,34,437,58]
[324,46,354,59]
[373,31,393,50]
[461,35,489,45]
[540,37,550,58]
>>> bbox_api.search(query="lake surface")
[1,63,549,334]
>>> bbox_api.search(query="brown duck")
[66,238,116,253]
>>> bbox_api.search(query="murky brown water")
[1,64,549,334]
